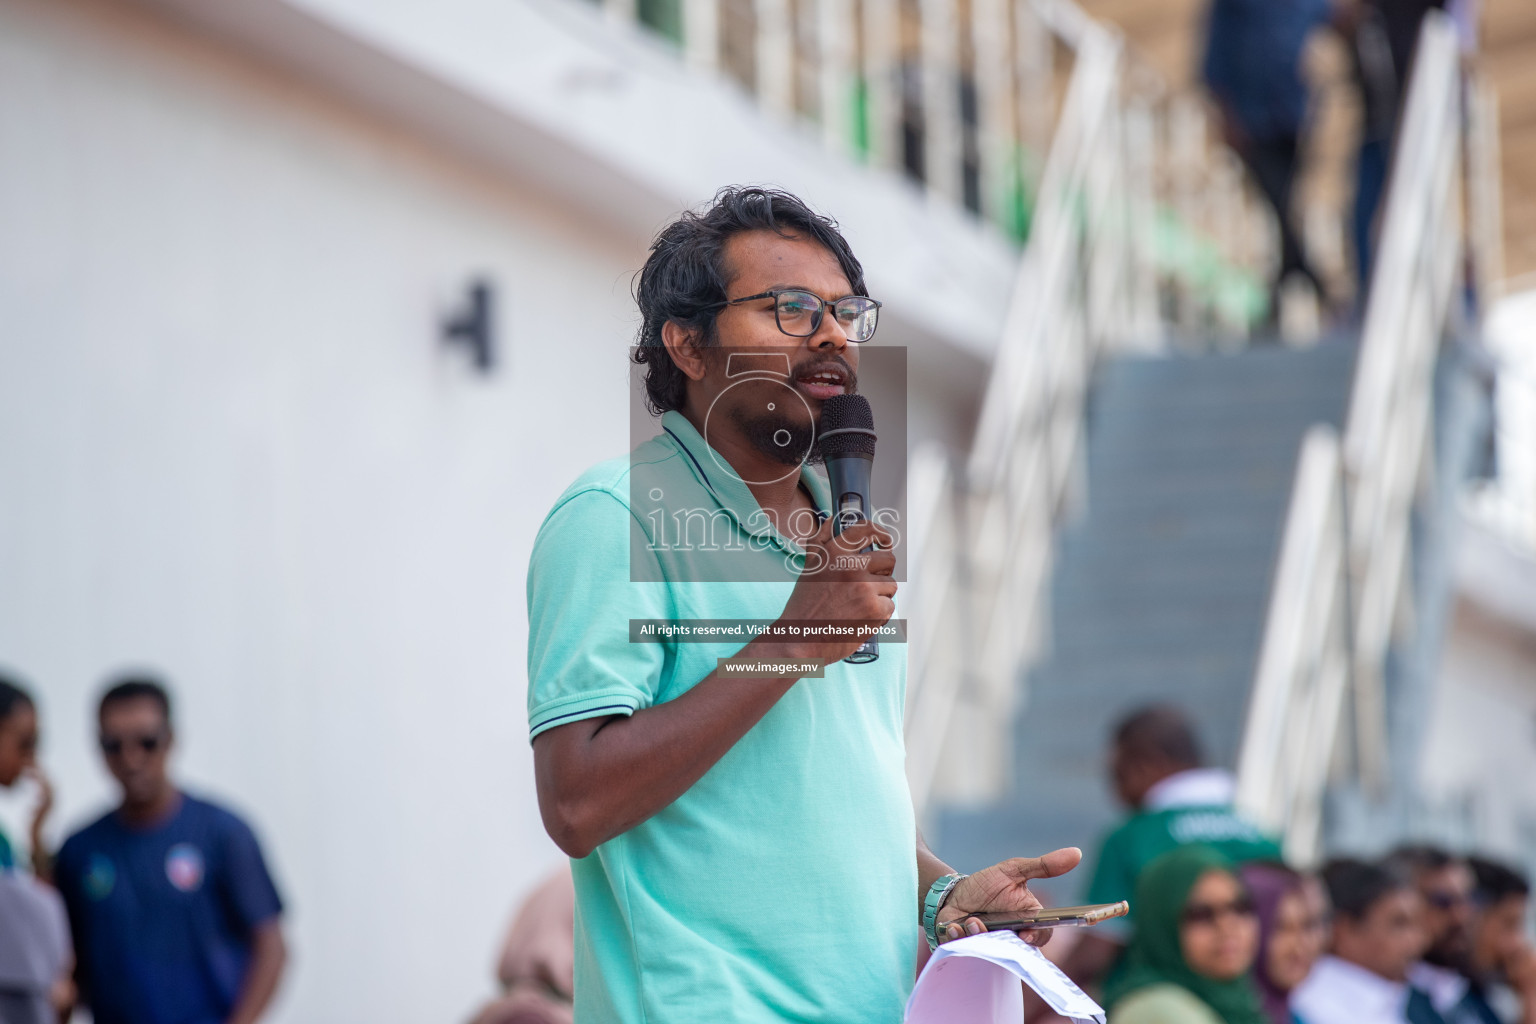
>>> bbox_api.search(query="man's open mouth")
[793,364,850,400]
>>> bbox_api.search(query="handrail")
[902,443,964,812]
[1236,12,1471,858]
[903,0,1276,813]
[1342,9,1463,793]
[903,22,1130,807]
[1235,427,1351,864]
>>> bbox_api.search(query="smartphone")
[966,901,1130,931]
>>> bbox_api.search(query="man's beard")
[1424,934,1471,972]
[730,405,823,467]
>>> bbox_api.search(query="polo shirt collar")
[1143,767,1237,811]
[659,410,829,553]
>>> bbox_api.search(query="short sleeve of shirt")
[526,488,673,742]
[217,814,283,931]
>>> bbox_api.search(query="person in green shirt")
[1057,705,1282,996]
[526,186,1081,1024]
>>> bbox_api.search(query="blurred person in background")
[1390,844,1496,1024]
[0,674,74,1024]
[1466,856,1535,1024]
[1292,858,1444,1024]
[55,676,287,1024]
[1200,0,1333,318]
[1240,862,1330,1024]
[470,869,575,1024]
[0,672,54,878]
[1343,0,1478,295]
[1104,845,1265,1024]
[1060,706,1281,990]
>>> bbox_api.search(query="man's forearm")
[226,921,285,1024]
[533,637,814,858]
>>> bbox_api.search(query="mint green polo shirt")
[526,410,916,1024]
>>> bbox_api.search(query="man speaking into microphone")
[525,186,1079,1023]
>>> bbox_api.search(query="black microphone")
[817,394,880,665]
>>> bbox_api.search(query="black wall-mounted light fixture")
[443,278,496,374]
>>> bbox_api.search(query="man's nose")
[810,310,849,351]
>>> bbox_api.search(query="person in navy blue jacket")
[55,676,287,1024]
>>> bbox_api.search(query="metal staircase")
[934,342,1357,892]
[906,11,1500,875]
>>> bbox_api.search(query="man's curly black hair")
[631,186,867,415]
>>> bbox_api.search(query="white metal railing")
[903,22,1133,808]
[662,0,1067,229]
[1236,427,1351,865]
[902,443,964,812]
[900,0,1287,813]
[890,0,1282,813]
[1236,12,1473,861]
[597,0,1274,289]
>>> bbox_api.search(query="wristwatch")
[922,872,967,950]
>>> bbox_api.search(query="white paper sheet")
[904,931,1108,1024]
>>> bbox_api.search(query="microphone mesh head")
[817,394,877,457]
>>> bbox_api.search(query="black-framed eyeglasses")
[715,289,882,343]
[99,732,166,757]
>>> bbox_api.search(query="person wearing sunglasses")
[54,675,287,1024]
[1389,845,1500,1024]
[1292,858,1447,1024]
[1055,706,1281,1005]
[1104,845,1267,1024]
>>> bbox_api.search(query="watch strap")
[922,872,967,950]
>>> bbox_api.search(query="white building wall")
[0,0,1000,1018]
[0,1,643,1019]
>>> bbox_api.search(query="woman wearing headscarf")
[1106,844,1266,1024]
[1240,862,1328,1024]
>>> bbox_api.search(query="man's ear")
[661,321,709,382]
